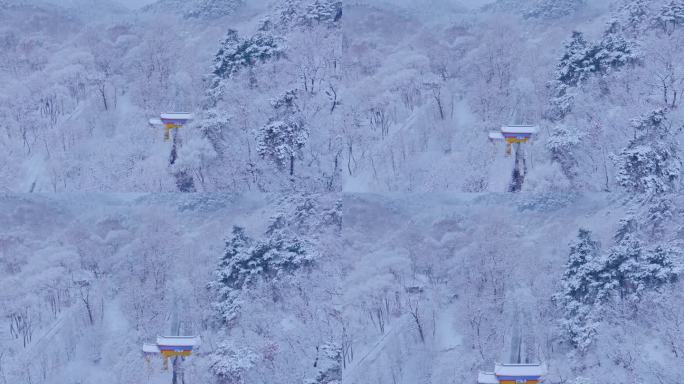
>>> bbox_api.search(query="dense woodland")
[0,193,682,384]
[1,0,684,384]
[0,0,681,193]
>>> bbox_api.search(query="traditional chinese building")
[149,112,194,141]
[478,363,546,384]
[142,335,201,370]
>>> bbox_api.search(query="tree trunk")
[99,84,108,111]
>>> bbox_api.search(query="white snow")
[156,336,201,347]
[489,132,505,140]
[501,125,538,135]
[494,363,546,376]
[160,113,194,120]
[478,371,499,384]
[143,344,161,353]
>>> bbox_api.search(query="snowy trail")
[487,145,514,192]
[430,301,463,383]
[13,310,69,364]
[342,316,410,384]
[343,301,464,384]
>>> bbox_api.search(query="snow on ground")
[1,194,683,383]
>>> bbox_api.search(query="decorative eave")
[478,371,499,384]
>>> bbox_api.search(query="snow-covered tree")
[173,132,218,191]
[212,29,285,81]
[305,342,342,384]
[256,90,309,176]
[613,216,638,243]
[274,0,343,30]
[600,217,680,301]
[554,229,603,351]
[548,32,590,120]
[555,222,679,350]
[143,0,244,19]
[558,229,603,303]
[185,0,244,19]
[596,23,640,71]
[602,238,681,301]
[618,0,651,36]
[247,231,314,283]
[301,0,343,28]
[554,28,638,91]
[546,124,582,181]
[208,224,316,326]
[196,110,231,155]
[652,0,684,35]
[614,109,681,196]
[601,231,644,301]
[525,0,586,20]
[640,245,680,291]
[265,194,342,249]
[209,341,259,384]
[276,0,303,27]
[208,226,253,325]
[645,196,675,239]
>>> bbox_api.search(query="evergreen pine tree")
[645,197,674,239]
[653,0,684,35]
[301,0,343,27]
[614,109,682,196]
[256,90,309,176]
[613,216,638,243]
[554,229,603,351]
[619,0,651,36]
[556,31,591,88]
[548,32,588,121]
[208,224,317,326]
[277,0,304,27]
[640,245,680,291]
[596,22,639,71]
[559,229,602,303]
[212,29,285,81]
[208,226,253,325]
[599,217,680,301]
[549,28,638,120]
[601,231,644,301]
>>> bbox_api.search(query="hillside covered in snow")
[0,0,682,193]
[1,0,684,384]
[1,193,682,383]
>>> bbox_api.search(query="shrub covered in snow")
[209,341,259,384]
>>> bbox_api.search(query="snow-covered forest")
[0,0,681,192]
[2,0,684,383]
[0,193,682,383]
[0,193,343,383]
